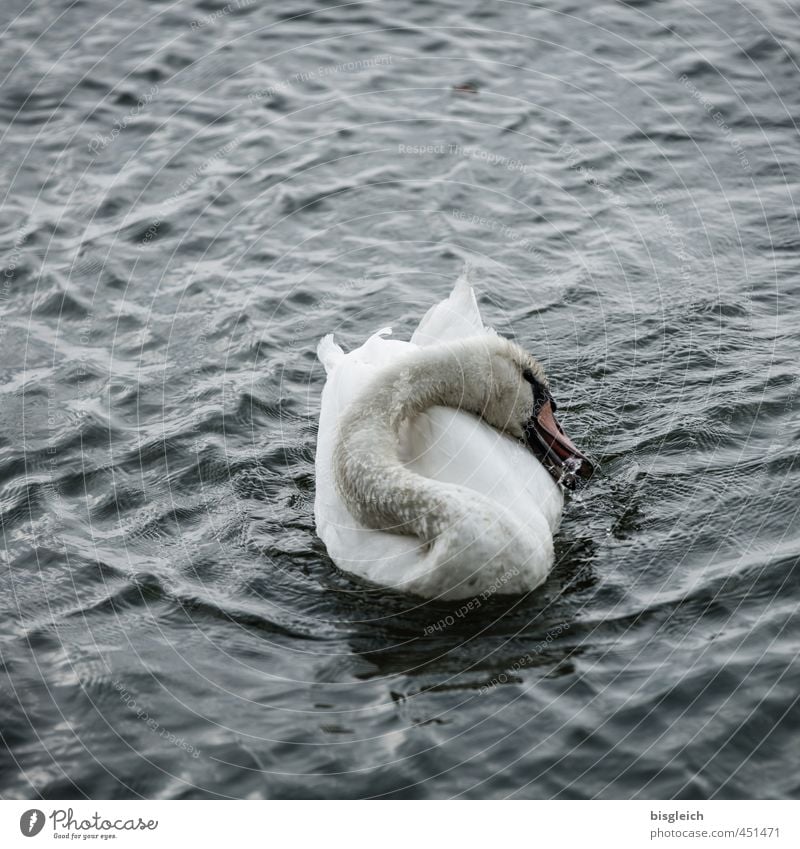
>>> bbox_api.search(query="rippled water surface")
[1,0,799,799]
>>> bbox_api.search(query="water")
[1,0,798,799]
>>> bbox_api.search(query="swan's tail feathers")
[317,333,345,373]
[410,266,488,347]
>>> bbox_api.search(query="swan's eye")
[523,368,554,414]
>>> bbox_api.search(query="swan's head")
[452,336,595,489]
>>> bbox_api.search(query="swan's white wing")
[401,407,563,535]
[410,271,493,347]
[314,328,436,591]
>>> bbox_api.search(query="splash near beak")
[525,400,594,489]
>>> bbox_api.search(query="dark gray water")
[1,0,799,799]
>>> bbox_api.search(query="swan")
[314,275,593,600]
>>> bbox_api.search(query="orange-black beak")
[524,396,594,489]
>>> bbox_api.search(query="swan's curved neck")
[333,344,490,541]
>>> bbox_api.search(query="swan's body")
[314,276,591,600]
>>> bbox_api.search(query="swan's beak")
[525,400,594,489]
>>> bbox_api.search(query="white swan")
[314,275,593,600]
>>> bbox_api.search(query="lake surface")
[1,0,798,799]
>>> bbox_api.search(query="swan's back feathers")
[320,274,488,374]
[410,272,491,346]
